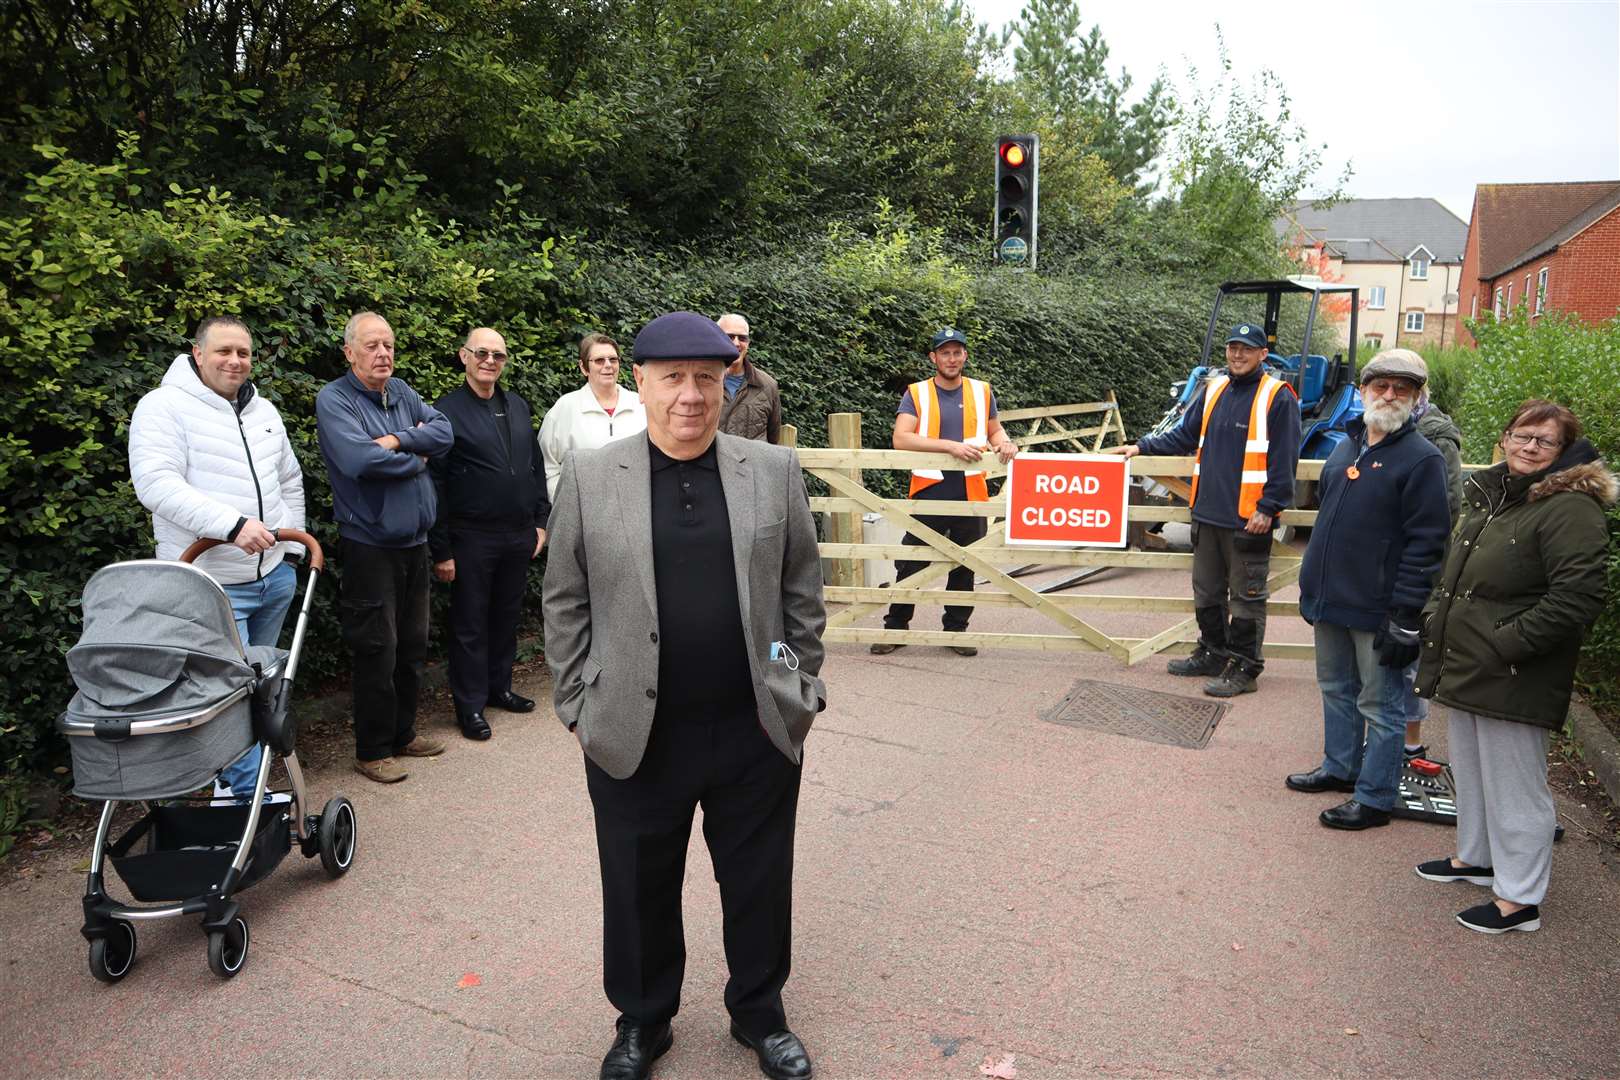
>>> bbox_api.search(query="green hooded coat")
[1415,441,1617,730]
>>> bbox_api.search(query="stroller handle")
[179,528,325,571]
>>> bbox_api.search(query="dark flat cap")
[632,311,738,363]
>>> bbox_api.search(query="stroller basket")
[107,795,294,903]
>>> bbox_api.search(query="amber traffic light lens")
[1001,143,1026,168]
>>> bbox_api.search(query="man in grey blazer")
[543,311,826,1080]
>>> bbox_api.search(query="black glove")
[1374,609,1423,669]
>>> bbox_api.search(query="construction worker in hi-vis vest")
[1107,323,1301,697]
[872,327,1020,658]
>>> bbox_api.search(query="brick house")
[1457,180,1620,344]
[1276,199,1468,350]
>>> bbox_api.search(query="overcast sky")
[967,0,1620,222]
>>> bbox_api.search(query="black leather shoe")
[600,1019,672,1080]
[486,690,535,713]
[1285,767,1356,794]
[458,710,492,741]
[1320,799,1391,830]
[730,1023,813,1080]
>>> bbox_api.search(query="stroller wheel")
[206,916,250,979]
[318,795,357,878]
[88,920,137,984]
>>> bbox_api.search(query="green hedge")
[1449,311,1620,707]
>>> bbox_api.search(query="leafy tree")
[1002,0,1172,192]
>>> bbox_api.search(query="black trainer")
[1415,859,1494,885]
[869,643,902,655]
[1167,644,1226,677]
[1457,901,1540,934]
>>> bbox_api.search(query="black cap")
[1225,323,1267,349]
[632,311,738,363]
[930,326,968,351]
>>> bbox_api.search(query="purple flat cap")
[632,311,739,363]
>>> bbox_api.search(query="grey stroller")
[58,529,355,982]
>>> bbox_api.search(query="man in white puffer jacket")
[129,316,306,796]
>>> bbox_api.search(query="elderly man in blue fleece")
[1286,350,1450,830]
[316,311,455,784]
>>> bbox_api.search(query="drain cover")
[1042,680,1225,749]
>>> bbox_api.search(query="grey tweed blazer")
[542,432,827,779]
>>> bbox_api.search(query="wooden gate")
[800,397,1321,664]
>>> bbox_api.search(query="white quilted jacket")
[129,354,306,584]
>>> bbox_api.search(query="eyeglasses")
[726,333,750,343]
[1506,430,1562,451]
[464,346,509,363]
[1363,378,1416,398]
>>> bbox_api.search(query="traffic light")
[993,134,1039,268]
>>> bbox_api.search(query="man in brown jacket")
[717,313,782,443]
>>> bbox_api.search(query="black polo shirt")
[648,437,754,716]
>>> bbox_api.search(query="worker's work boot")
[1204,659,1260,698]
[1167,642,1226,677]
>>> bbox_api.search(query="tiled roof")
[1473,181,1620,277]
[1276,198,1467,264]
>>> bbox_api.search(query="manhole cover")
[1041,680,1226,749]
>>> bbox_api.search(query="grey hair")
[344,311,385,346]
[193,315,249,353]
[717,312,749,331]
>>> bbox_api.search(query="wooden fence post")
[780,423,798,448]
[825,412,863,587]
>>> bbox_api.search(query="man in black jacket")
[430,327,552,740]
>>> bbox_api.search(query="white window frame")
[1410,256,1430,280]
[1536,267,1548,314]
[1367,285,1386,309]
[1471,293,1479,319]
[1506,282,1514,309]
[1404,311,1426,333]
[1494,287,1504,319]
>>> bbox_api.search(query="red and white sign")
[1004,453,1131,548]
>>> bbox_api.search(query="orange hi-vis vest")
[908,376,992,502]
[1187,373,1294,519]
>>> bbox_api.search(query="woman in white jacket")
[537,333,648,500]
[128,317,305,795]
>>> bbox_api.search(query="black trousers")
[446,527,533,713]
[339,539,430,761]
[884,484,988,632]
[585,705,802,1038]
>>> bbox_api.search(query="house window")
[1536,267,1548,314]
[1367,286,1386,309]
[1404,311,1426,333]
[1506,282,1514,310]
[1494,287,1504,318]
[1410,256,1429,280]
[1471,293,1478,319]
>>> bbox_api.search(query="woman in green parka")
[1413,399,1617,934]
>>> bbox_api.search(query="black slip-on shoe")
[868,643,902,655]
[600,1019,673,1080]
[730,1023,813,1080]
[1319,799,1391,830]
[1415,859,1494,885]
[1457,901,1540,934]
[1285,768,1356,794]
[486,690,536,713]
[457,710,492,741]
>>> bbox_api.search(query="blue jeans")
[217,561,298,795]
[1314,621,1408,811]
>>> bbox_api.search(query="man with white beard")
[1286,350,1451,830]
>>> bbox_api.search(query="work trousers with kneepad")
[884,482,988,633]
[1190,522,1271,667]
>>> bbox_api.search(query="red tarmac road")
[3,562,1618,1078]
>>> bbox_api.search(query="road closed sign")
[1004,452,1131,548]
